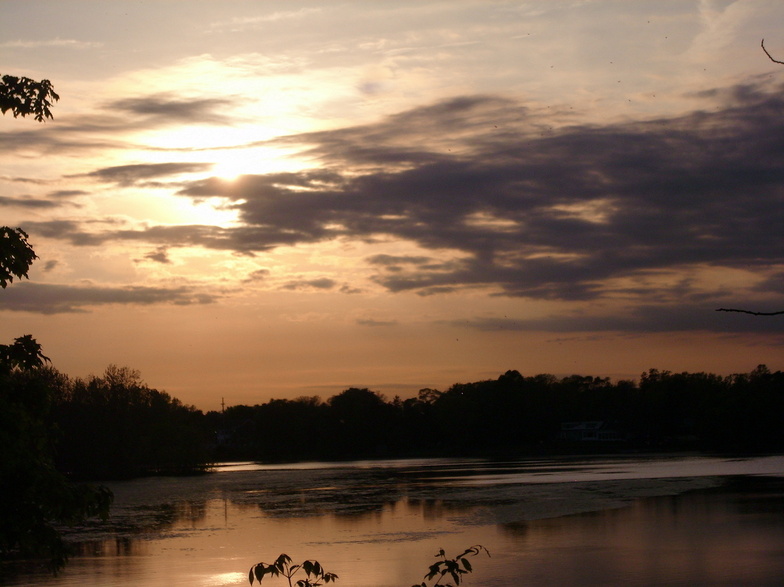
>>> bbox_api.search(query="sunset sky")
[2,0,783,410]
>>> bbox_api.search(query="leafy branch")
[0,74,60,122]
[249,554,338,587]
[0,227,38,289]
[0,334,51,375]
[248,546,488,587]
[412,545,490,587]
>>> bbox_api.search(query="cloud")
[107,94,237,126]
[209,8,324,31]
[458,304,784,337]
[22,219,273,251]
[282,278,337,291]
[754,271,784,293]
[366,255,434,272]
[0,130,129,155]
[1,94,241,156]
[15,80,784,328]
[0,38,102,49]
[177,83,780,304]
[0,195,61,209]
[339,284,363,294]
[357,318,398,327]
[0,187,85,210]
[243,269,270,283]
[48,190,89,198]
[140,247,171,264]
[0,282,219,314]
[0,175,54,185]
[75,162,213,186]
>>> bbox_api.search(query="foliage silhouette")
[249,554,338,586]
[0,227,38,289]
[1,74,58,287]
[0,364,112,573]
[53,365,212,479]
[0,74,59,121]
[247,547,487,587]
[0,80,116,571]
[0,74,95,574]
[412,546,490,587]
[212,365,784,462]
[0,334,50,374]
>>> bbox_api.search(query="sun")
[117,126,304,226]
[141,125,301,180]
[210,145,291,180]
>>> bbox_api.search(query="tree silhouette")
[0,364,112,572]
[0,74,57,286]
[53,365,212,479]
[0,227,38,289]
[0,334,50,374]
[0,74,59,121]
[0,74,114,573]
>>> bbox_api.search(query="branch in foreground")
[761,39,784,65]
[716,308,784,316]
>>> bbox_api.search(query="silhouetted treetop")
[0,227,38,289]
[0,334,50,375]
[0,74,60,121]
[1,75,58,286]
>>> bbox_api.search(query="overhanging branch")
[716,308,784,316]
[761,39,784,65]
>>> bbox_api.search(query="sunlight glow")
[210,146,288,180]
[550,199,618,224]
[141,125,303,180]
[202,571,247,586]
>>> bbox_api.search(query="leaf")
[303,559,321,576]
[249,568,254,585]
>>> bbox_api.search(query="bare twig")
[716,308,784,316]
[761,39,784,65]
[714,46,783,318]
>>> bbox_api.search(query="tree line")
[0,355,210,572]
[7,359,783,485]
[212,365,784,462]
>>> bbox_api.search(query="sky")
[1,0,783,411]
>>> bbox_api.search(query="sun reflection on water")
[201,571,247,586]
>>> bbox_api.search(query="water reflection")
[496,478,784,586]
[5,456,784,586]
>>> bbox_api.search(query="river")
[5,454,784,586]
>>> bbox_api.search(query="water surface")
[6,454,784,586]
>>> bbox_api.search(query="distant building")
[559,421,625,442]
